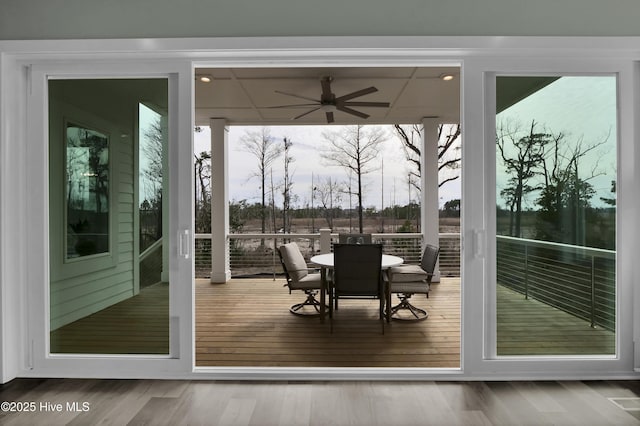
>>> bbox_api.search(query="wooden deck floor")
[51,282,170,354]
[195,277,461,368]
[50,276,615,366]
[497,284,615,356]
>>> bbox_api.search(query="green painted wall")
[1,0,640,40]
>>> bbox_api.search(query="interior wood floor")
[2,378,640,425]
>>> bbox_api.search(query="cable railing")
[194,231,461,279]
[194,232,615,330]
[496,235,616,331]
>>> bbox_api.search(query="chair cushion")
[289,272,322,290]
[279,243,309,282]
[388,264,429,282]
[390,281,430,294]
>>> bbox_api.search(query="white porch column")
[210,118,231,283]
[422,117,441,282]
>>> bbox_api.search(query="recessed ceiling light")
[198,76,212,83]
[440,74,455,81]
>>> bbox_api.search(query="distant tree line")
[213,199,460,235]
[191,124,463,237]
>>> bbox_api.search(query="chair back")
[278,243,309,283]
[333,243,382,298]
[420,244,440,283]
[338,233,372,245]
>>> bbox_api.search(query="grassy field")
[238,216,460,234]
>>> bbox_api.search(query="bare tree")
[194,151,211,233]
[239,127,283,235]
[535,129,609,245]
[281,137,294,233]
[141,119,164,206]
[314,176,343,229]
[139,118,164,245]
[393,123,461,192]
[497,120,549,237]
[321,125,386,233]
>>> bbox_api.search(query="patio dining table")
[310,253,404,322]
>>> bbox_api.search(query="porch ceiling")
[194,66,461,126]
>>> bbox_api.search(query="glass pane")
[495,76,616,356]
[139,103,165,288]
[65,123,109,259]
[49,78,169,355]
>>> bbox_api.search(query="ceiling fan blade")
[293,107,322,120]
[325,111,334,123]
[336,105,369,119]
[320,77,333,97]
[342,101,390,108]
[335,86,378,102]
[265,103,319,109]
[275,90,319,103]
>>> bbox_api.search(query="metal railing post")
[524,242,529,300]
[590,255,596,328]
[272,236,277,280]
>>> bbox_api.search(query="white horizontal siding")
[50,111,135,331]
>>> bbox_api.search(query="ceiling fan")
[269,76,390,123]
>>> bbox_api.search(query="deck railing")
[496,235,616,331]
[193,233,615,330]
[194,232,461,279]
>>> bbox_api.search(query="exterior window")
[65,122,109,259]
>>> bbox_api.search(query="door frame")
[463,56,636,377]
[21,60,194,378]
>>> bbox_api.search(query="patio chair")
[332,233,371,312]
[338,233,372,245]
[278,242,327,316]
[331,243,385,333]
[385,244,440,321]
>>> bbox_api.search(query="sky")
[163,76,614,214]
[194,125,462,210]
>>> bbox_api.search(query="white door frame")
[462,55,636,378]
[20,60,194,379]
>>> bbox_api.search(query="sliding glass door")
[494,75,617,356]
[26,61,193,376]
